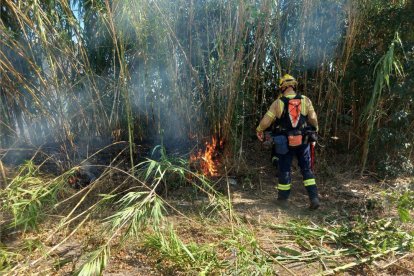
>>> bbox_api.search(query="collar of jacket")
[283,91,297,99]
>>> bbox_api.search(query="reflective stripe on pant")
[277,183,291,190]
[277,143,318,200]
[304,178,316,186]
[277,182,291,199]
[277,183,291,199]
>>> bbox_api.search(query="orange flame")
[190,137,220,176]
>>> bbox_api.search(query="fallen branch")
[261,250,297,276]
[381,253,413,269]
[318,246,401,275]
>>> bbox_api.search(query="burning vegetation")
[190,137,223,177]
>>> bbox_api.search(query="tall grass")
[144,224,220,274]
[2,1,412,175]
[1,2,414,275]
[0,247,20,274]
[360,33,404,174]
[0,161,73,230]
[0,145,229,275]
[72,146,234,275]
[0,0,374,162]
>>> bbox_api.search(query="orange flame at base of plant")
[190,137,221,177]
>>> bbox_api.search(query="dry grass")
[1,145,412,275]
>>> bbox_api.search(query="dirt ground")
[1,140,413,275]
[99,140,414,275]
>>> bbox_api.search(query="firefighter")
[256,74,320,210]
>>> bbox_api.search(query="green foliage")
[390,190,414,222]
[1,0,413,175]
[75,246,110,276]
[220,228,274,275]
[145,225,219,274]
[1,1,414,274]
[75,146,228,274]
[145,225,275,275]
[136,145,189,191]
[106,191,165,238]
[75,190,164,275]
[271,218,414,267]
[360,33,405,173]
[75,190,164,274]
[377,154,414,178]
[0,246,19,274]
[0,161,71,230]
[135,146,221,198]
[371,99,414,177]
[338,219,413,252]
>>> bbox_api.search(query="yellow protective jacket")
[256,91,318,133]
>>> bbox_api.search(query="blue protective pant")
[277,144,318,200]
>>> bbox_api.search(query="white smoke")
[281,0,347,69]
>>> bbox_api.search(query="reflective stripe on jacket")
[256,91,318,132]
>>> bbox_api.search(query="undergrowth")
[0,161,73,230]
[392,190,414,223]
[74,146,230,276]
[145,225,220,274]
[0,246,19,274]
[0,149,413,275]
[270,218,413,275]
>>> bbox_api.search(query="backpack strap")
[280,96,289,109]
[279,94,307,130]
[279,96,290,130]
[280,95,302,117]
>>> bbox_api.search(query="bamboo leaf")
[278,247,302,256]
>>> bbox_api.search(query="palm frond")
[75,245,110,276]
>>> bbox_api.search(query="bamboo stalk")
[318,246,401,276]
[0,160,7,188]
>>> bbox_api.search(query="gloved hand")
[309,132,318,142]
[303,126,318,142]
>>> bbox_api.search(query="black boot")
[276,197,289,208]
[309,197,320,210]
[305,185,320,210]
